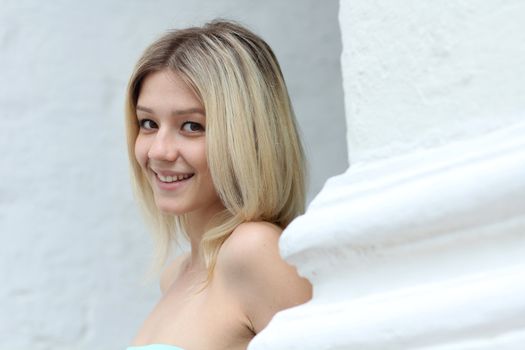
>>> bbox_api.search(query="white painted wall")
[0,1,344,349]
[340,1,525,163]
[250,1,525,349]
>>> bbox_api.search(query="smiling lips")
[157,173,194,183]
[152,169,195,187]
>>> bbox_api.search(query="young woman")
[124,20,312,350]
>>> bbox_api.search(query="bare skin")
[131,222,312,350]
[131,70,312,349]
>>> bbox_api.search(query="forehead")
[137,69,202,111]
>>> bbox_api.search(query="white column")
[249,1,525,349]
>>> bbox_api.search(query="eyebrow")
[136,105,205,116]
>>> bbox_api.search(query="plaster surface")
[340,0,525,163]
[0,1,344,349]
[250,1,525,348]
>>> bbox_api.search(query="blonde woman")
[125,20,312,350]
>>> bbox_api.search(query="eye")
[181,121,204,133]
[138,119,158,130]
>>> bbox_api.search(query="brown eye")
[182,121,204,132]
[139,119,158,130]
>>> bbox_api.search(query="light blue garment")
[126,344,184,350]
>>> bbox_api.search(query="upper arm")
[160,253,188,295]
[217,222,312,334]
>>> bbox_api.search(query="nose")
[147,130,179,162]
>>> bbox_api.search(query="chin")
[158,208,181,215]
[154,200,187,216]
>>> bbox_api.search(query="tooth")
[157,173,193,183]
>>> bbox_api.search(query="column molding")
[249,122,525,349]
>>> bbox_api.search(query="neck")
[183,200,226,271]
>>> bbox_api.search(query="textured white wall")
[0,1,344,349]
[340,1,525,163]
[250,0,525,349]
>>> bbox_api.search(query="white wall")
[340,1,525,163]
[250,1,525,349]
[0,1,344,349]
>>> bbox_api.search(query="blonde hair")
[125,19,307,279]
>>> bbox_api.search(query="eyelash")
[138,119,205,133]
[182,121,205,132]
[138,119,157,130]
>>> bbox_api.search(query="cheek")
[187,142,209,171]
[134,136,148,168]
[200,146,209,169]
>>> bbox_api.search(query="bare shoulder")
[221,221,282,258]
[160,252,190,295]
[217,221,284,277]
[217,221,312,333]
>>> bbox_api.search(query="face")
[134,69,224,218]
